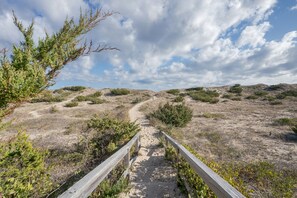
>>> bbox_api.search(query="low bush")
[185,87,203,92]
[266,84,283,91]
[88,91,102,97]
[111,88,130,95]
[292,125,297,134]
[166,89,180,95]
[188,90,219,103]
[62,86,86,92]
[274,118,297,126]
[269,101,282,105]
[276,90,297,99]
[86,117,140,162]
[152,103,192,127]
[222,94,232,99]
[131,98,143,104]
[202,112,225,119]
[64,101,78,107]
[254,91,268,96]
[245,95,258,100]
[0,132,52,197]
[89,98,105,104]
[231,97,241,101]
[173,96,184,102]
[229,84,243,94]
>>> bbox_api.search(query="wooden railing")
[58,133,140,198]
[161,131,245,198]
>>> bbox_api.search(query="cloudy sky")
[0,0,296,90]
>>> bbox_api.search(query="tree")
[0,9,117,108]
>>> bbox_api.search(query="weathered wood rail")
[58,133,140,198]
[161,131,245,198]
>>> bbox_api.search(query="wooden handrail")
[161,131,245,198]
[58,133,140,198]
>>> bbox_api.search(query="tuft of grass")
[188,90,219,103]
[62,86,86,92]
[49,106,58,113]
[166,89,180,95]
[269,100,282,105]
[222,94,232,99]
[254,91,268,96]
[229,84,243,94]
[185,87,203,92]
[111,88,130,95]
[64,101,78,107]
[152,102,193,127]
[88,98,105,104]
[202,112,225,119]
[173,96,184,102]
[245,95,258,100]
[274,118,297,126]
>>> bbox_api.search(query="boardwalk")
[120,99,184,198]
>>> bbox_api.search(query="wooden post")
[124,148,131,179]
[135,136,140,153]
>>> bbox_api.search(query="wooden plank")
[58,133,140,198]
[161,132,245,198]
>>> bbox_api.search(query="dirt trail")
[120,99,184,198]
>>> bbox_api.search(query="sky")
[0,0,296,91]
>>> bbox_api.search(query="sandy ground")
[140,85,297,170]
[120,99,184,198]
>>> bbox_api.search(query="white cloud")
[291,5,297,10]
[1,0,297,90]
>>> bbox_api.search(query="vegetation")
[254,91,268,97]
[62,86,86,92]
[202,112,225,119]
[245,95,258,100]
[165,144,296,198]
[73,92,105,104]
[64,101,79,107]
[188,90,219,103]
[166,89,180,95]
[269,100,282,105]
[86,117,140,163]
[30,90,70,103]
[173,96,184,102]
[185,87,203,92]
[276,90,297,99]
[0,132,52,197]
[266,84,283,91]
[228,84,243,94]
[131,97,143,104]
[110,88,130,95]
[274,118,297,126]
[0,9,116,108]
[292,125,297,134]
[152,103,192,127]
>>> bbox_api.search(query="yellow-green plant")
[0,9,116,108]
[0,131,52,197]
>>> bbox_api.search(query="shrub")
[231,97,241,101]
[131,98,142,104]
[111,88,130,95]
[254,91,268,96]
[274,118,297,126]
[62,86,86,92]
[185,87,203,91]
[86,117,140,161]
[222,94,232,99]
[266,84,283,91]
[88,98,105,104]
[173,96,184,102]
[203,112,225,119]
[188,90,219,103]
[276,90,297,99]
[152,103,192,127]
[245,95,258,100]
[0,131,52,197]
[49,106,58,113]
[166,89,180,95]
[229,84,243,94]
[269,101,282,105]
[90,91,102,97]
[64,101,78,107]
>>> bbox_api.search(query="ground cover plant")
[111,88,130,95]
[188,90,219,103]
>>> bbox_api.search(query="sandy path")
[120,99,184,198]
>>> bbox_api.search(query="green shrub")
[86,117,140,161]
[231,97,241,101]
[276,90,297,99]
[254,91,268,96]
[269,101,282,105]
[152,103,192,127]
[131,98,142,104]
[111,88,130,95]
[245,95,258,100]
[89,98,105,104]
[185,87,203,91]
[274,118,297,126]
[222,94,232,99]
[166,89,180,95]
[173,96,184,102]
[266,84,283,91]
[188,90,219,103]
[30,91,65,103]
[62,86,86,91]
[229,84,243,94]
[64,101,78,107]
[0,131,52,197]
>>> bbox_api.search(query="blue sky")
[0,0,296,90]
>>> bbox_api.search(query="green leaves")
[0,131,52,197]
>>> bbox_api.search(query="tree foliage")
[0,9,117,108]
